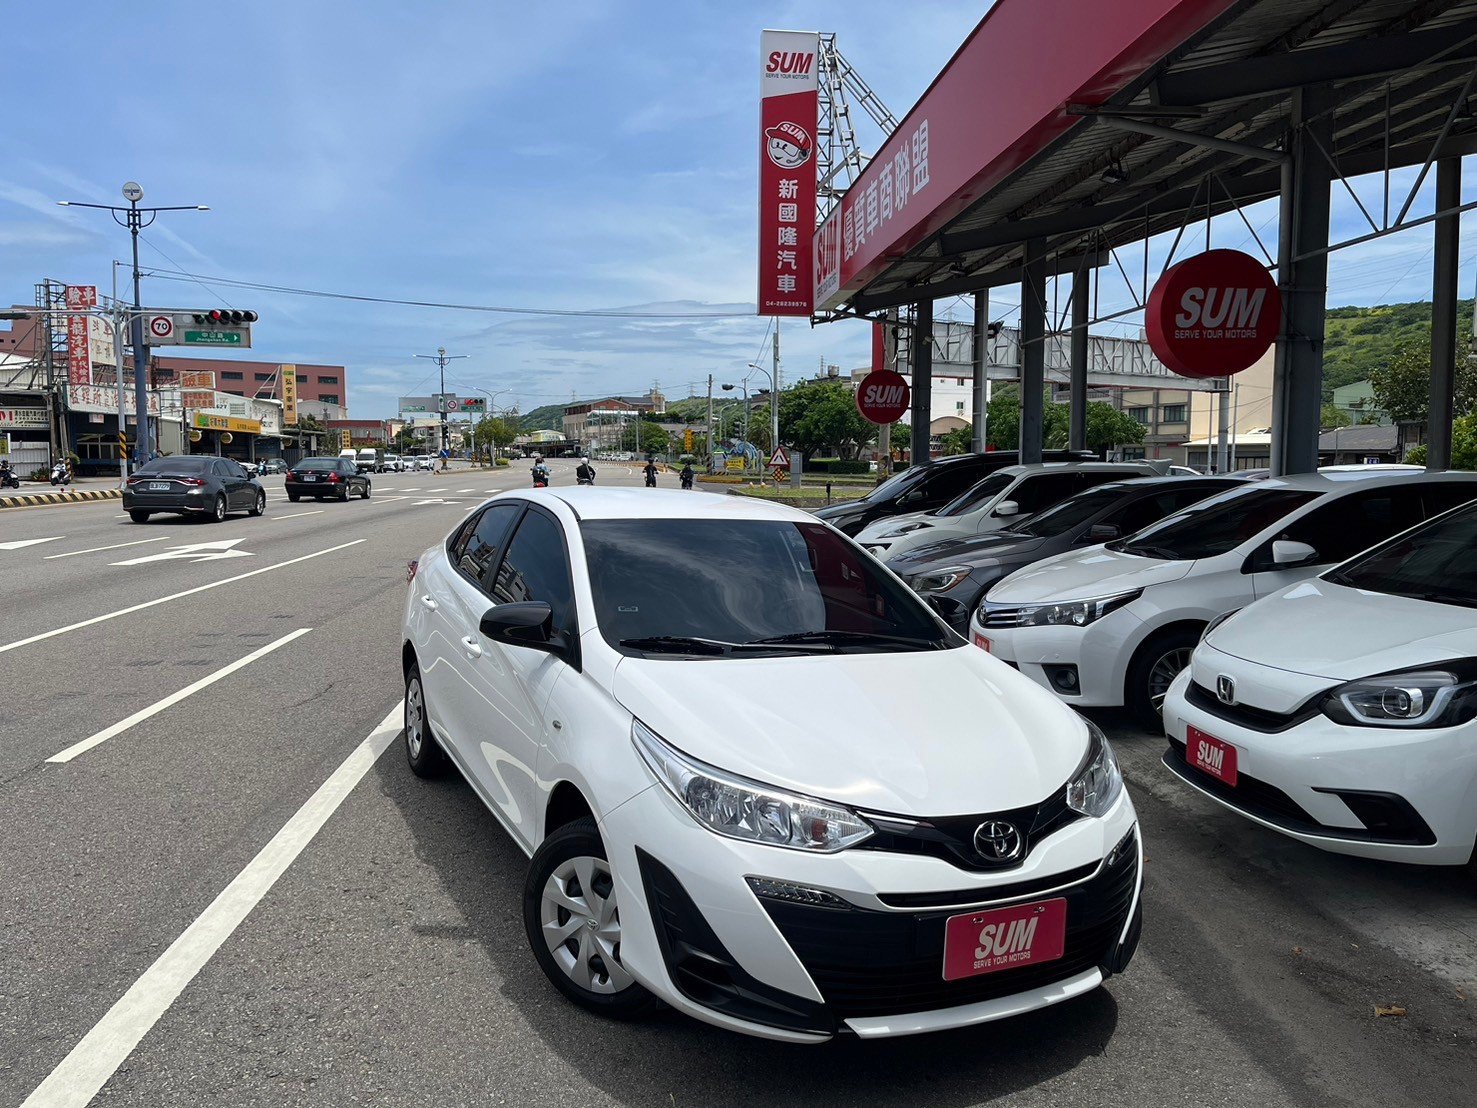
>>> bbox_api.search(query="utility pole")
[772,321,781,456]
[414,346,467,468]
[57,183,209,467]
[705,374,714,468]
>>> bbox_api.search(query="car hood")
[813,499,870,523]
[1207,578,1477,681]
[857,510,935,540]
[891,533,1049,574]
[611,649,1089,817]
[988,545,1194,602]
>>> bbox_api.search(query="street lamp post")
[721,379,751,468]
[747,362,778,460]
[58,183,208,468]
[414,347,467,469]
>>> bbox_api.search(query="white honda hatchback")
[401,488,1142,1041]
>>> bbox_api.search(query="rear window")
[138,456,211,474]
[297,458,338,471]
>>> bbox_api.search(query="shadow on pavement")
[371,743,1121,1107]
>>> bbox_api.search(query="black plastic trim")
[877,861,1098,909]
[1185,679,1323,733]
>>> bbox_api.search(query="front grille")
[854,789,1082,873]
[979,601,1031,628]
[760,838,1138,1020]
[878,860,1099,909]
[1185,680,1322,733]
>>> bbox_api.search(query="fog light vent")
[745,876,850,909]
[1045,664,1080,693]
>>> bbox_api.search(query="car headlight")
[880,521,931,538]
[1320,662,1477,729]
[1013,589,1142,629]
[910,565,973,594]
[1065,718,1124,818]
[632,720,875,852]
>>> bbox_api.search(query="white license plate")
[301,474,317,481]
[148,482,169,491]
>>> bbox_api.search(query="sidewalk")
[0,475,123,509]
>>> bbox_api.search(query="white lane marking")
[401,486,420,491]
[112,538,251,566]
[47,629,313,763]
[0,539,366,656]
[274,510,325,519]
[22,702,401,1107]
[44,537,170,560]
[425,487,447,492]
[413,498,459,505]
[0,537,64,551]
[457,488,475,492]
[465,505,477,512]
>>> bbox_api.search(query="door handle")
[419,595,439,611]
[461,637,483,659]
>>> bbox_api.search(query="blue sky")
[4,1,1475,420]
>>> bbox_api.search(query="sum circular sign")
[1145,249,1281,379]
[856,369,911,424]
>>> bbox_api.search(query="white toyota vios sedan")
[401,488,1142,1042]
[1163,500,1477,877]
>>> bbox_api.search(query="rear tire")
[248,489,266,517]
[288,492,301,503]
[210,494,227,523]
[404,664,448,778]
[523,818,658,1019]
[1126,626,1202,729]
[361,481,371,500]
[129,510,150,524]
[338,485,350,502]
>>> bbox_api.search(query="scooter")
[49,461,70,486]
[532,467,550,488]
[0,467,19,490]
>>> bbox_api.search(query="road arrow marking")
[0,537,63,551]
[112,538,253,566]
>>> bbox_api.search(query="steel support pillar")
[1271,88,1333,476]
[1019,239,1047,464]
[910,299,933,466]
[1427,157,1461,471]
[972,291,988,453]
[1069,271,1089,453]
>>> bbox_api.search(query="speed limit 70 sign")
[145,315,175,345]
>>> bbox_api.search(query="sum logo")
[1195,739,1224,774]
[1174,287,1267,330]
[862,382,906,407]
[766,50,815,75]
[975,916,1039,961]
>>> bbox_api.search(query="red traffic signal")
[190,310,259,325]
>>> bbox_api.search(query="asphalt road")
[1,459,1474,1107]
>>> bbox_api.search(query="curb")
[0,488,123,510]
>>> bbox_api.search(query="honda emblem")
[1216,675,1236,705]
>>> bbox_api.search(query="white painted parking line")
[44,536,170,560]
[274,510,325,519]
[0,539,365,656]
[47,628,313,764]
[22,702,401,1107]
[0,537,64,551]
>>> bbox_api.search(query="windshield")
[1112,488,1319,560]
[582,519,953,656]
[936,472,1013,518]
[1018,486,1128,537]
[1325,504,1477,607]
[297,458,339,471]
[139,456,211,474]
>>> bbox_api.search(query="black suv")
[813,450,1097,536]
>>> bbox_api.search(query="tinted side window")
[1107,491,1185,536]
[918,464,986,506]
[1270,488,1426,567]
[1010,473,1085,514]
[212,460,232,478]
[1420,483,1477,517]
[457,503,522,582]
[489,509,576,634]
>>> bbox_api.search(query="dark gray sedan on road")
[890,476,1245,632]
[286,456,371,502]
[123,455,266,524]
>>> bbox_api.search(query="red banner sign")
[758,30,818,317]
[64,285,96,310]
[66,314,92,387]
[1145,249,1280,379]
[856,369,911,424]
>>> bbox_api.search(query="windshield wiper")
[1121,544,1181,560]
[746,629,942,651]
[618,635,821,655]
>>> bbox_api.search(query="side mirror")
[1272,539,1320,568]
[993,500,1020,518]
[479,601,557,650]
[1085,523,1120,542]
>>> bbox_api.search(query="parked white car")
[973,470,1477,724]
[383,453,404,472]
[856,463,1159,562]
[401,489,1142,1041]
[1163,500,1477,875]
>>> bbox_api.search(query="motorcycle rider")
[531,455,551,488]
[642,456,658,488]
[576,457,596,486]
[680,461,695,490]
[0,458,18,489]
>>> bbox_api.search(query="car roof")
[1255,469,1475,492]
[528,487,816,523]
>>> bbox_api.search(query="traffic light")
[190,310,259,325]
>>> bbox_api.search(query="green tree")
[1080,402,1146,455]
[321,428,342,454]
[1320,403,1351,429]
[633,420,669,456]
[779,380,873,461]
[940,424,973,455]
[1370,340,1477,423]
[1404,415,1477,469]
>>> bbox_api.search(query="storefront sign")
[1145,249,1280,378]
[178,370,217,389]
[192,411,262,435]
[182,389,219,412]
[281,363,298,425]
[67,314,92,387]
[64,285,97,310]
[855,370,911,424]
[758,29,819,317]
[0,407,47,429]
[67,384,162,417]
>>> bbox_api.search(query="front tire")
[404,663,448,777]
[248,489,266,517]
[523,818,657,1018]
[129,510,150,524]
[1126,626,1202,729]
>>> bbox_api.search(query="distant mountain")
[518,404,566,433]
[1323,299,1474,400]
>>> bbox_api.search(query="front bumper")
[600,781,1141,1041]
[968,609,1143,708]
[1162,670,1477,866]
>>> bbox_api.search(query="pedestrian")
[643,456,658,488]
[680,461,695,490]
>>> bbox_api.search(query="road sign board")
[182,330,244,346]
[147,315,175,342]
[769,446,790,468]
[772,468,787,481]
[434,394,458,413]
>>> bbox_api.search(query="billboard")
[281,363,298,425]
[67,314,92,387]
[758,29,819,317]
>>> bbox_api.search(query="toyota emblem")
[1216,675,1237,705]
[973,820,1023,862]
